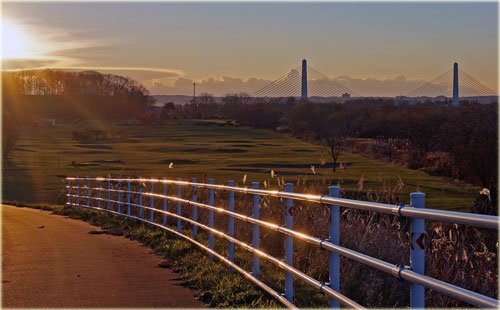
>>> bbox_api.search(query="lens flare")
[1,20,37,59]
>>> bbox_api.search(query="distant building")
[276,116,289,132]
[341,93,350,98]
[147,105,163,116]
[276,125,289,132]
[394,96,416,105]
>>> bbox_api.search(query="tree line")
[287,101,497,189]
[5,69,153,98]
[3,69,154,118]
[2,69,154,159]
[176,95,497,190]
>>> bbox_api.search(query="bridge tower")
[301,59,308,101]
[452,62,459,106]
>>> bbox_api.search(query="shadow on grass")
[2,159,44,203]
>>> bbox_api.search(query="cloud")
[333,75,427,97]
[146,76,270,96]
[2,58,62,70]
[2,17,114,69]
[2,65,184,84]
[145,74,429,97]
[50,67,184,81]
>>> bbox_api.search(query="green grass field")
[3,120,476,210]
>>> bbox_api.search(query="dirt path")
[1,205,205,308]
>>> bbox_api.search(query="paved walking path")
[2,205,204,308]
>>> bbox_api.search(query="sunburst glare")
[1,20,39,59]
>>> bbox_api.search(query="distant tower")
[193,83,196,105]
[301,59,308,101]
[452,62,459,106]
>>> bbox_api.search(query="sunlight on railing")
[65,176,499,309]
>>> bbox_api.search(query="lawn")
[2,119,476,210]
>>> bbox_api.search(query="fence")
[65,176,499,309]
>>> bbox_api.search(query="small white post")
[127,178,131,216]
[208,178,215,261]
[67,178,71,206]
[117,181,121,214]
[162,178,167,226]
[176,178,182,232]
[329,185,340,309]
[411,192,426,309]
[138,177,143,217]
[284,183,294,302]
[149,178,155,222]
[76,177,80,208]
[252,181,260,278]
[107,177,111,210]
[192,178,198,239]
[86,176,90,208]
[97,179,101,209]
[228,180,235,272]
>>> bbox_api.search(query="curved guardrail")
[65,176,499,309]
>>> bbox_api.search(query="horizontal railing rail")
[76,186,499,308]
[67,177,498,229]
[65,200,298,309]
[64,176,499,309]
[68,194,362,308]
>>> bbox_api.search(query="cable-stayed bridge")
[251,60,497,105]
[251,59,359,102]
[404,63,497,105]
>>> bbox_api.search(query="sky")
[1,1,498,96]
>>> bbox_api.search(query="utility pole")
[193,83,196,106]
[452,62,459,106]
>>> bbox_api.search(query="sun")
[1,20,37,60]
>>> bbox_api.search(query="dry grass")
[59,175,497,307]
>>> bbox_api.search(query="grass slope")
[3,120,476,210]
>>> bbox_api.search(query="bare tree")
[320,105,351,172]
[322,134,346,172]
[2,72,31,161]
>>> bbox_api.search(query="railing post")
[284,183,294,302]
[107,177,111,210]
[86,176,90,208]
[329,185,340,309]
[97,179,101,209]
[192,177,198,239]
[252,181,260,278]
[138,178,143,217]
[117,181,121,214]
[127,178,131,216]
[228,180,235,272]
[410,192,426,309]
[150,178,155,222]
[76,177,80,208]
[176,178,182,232]
[67,178,71,206]
[162,178,167,226]
[208,178,215,261]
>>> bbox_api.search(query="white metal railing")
[65,176,499,309]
